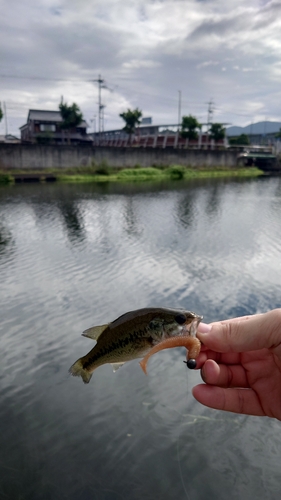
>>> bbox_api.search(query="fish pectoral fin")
[82,324,109,340]
[111,362,125,372]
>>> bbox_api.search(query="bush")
[229,134,250,146]
[166,165,186,180]
[36,133,53,144]
[94,159,110,176]
[94,166,110,176]
[0,174,12,184]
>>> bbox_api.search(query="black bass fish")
[69,307,202,384]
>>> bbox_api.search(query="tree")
[119,108,142,140]
[209,123,225,142]
[229,134,250,146]
[36,131,54,145]
[181,115,201,140]
[59,99,83,144]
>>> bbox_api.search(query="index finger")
[197,309,281,353]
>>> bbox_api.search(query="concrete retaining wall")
[0,144,238,170]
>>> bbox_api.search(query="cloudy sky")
[1,0,281,136]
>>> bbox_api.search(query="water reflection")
[205,183,222,220]
[1,177,281,500]
[176,189,197,228]
[123,197,143,237]
[59,200,86,244]
[0,222,14,259]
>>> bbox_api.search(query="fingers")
[198,315,264,330]
[192,384,265,417]
[197,309,281,353]
[194,350,241,368]
[200,359,250,388]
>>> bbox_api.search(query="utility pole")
[178,90,182,130]
[91,75,107,135]
[98,74,103,134]
[90,116,96,134]
[206,98,214,131]
[3,102,8,136]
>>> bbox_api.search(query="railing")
[91,133,226,150]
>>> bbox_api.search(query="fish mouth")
[183,315,203,336]
[188,312,203,324]
[187,314,203,325]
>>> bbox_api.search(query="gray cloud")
[1,0,281,135]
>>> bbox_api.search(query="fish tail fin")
[69,358,93,384]
[139,358,148,375]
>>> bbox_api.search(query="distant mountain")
[226,121,281,137]
[226,126,244,136]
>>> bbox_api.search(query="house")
[20,109,91,144]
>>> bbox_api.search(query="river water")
[1,176,281,500]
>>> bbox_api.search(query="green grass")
[183,167,262,178]
[0,165,263,184]
[41,166,264,183]
[116,167,164,181]
[56,174,114,183]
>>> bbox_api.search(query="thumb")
[197,309,281,353]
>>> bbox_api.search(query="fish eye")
[174,313,186,325]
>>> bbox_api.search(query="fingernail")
[198,323,212,333]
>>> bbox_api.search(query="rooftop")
[226,121,281,137]
[26,109,87,128]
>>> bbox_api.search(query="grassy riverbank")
[0,165,263,184]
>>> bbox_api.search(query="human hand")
[192,309,281,420]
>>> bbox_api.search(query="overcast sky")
[1,0,281,136]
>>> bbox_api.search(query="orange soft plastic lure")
[139,335,201,374]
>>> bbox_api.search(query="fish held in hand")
[69,307,202,384]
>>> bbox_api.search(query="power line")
[0,73,240,129]
[0,73,213,110]
[0,74,88,83]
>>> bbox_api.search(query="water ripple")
[1,179,281,500]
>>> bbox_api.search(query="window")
[40,124,56,132]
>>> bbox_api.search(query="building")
[20,110,91,144]
[88,123,226,149]
[88,123,180,141]
[226,121,281,146]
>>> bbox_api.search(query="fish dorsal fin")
[82,324,108,340]
[111,362,125,372]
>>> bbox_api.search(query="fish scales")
[69,307,202,384]
[83,326,151,369]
